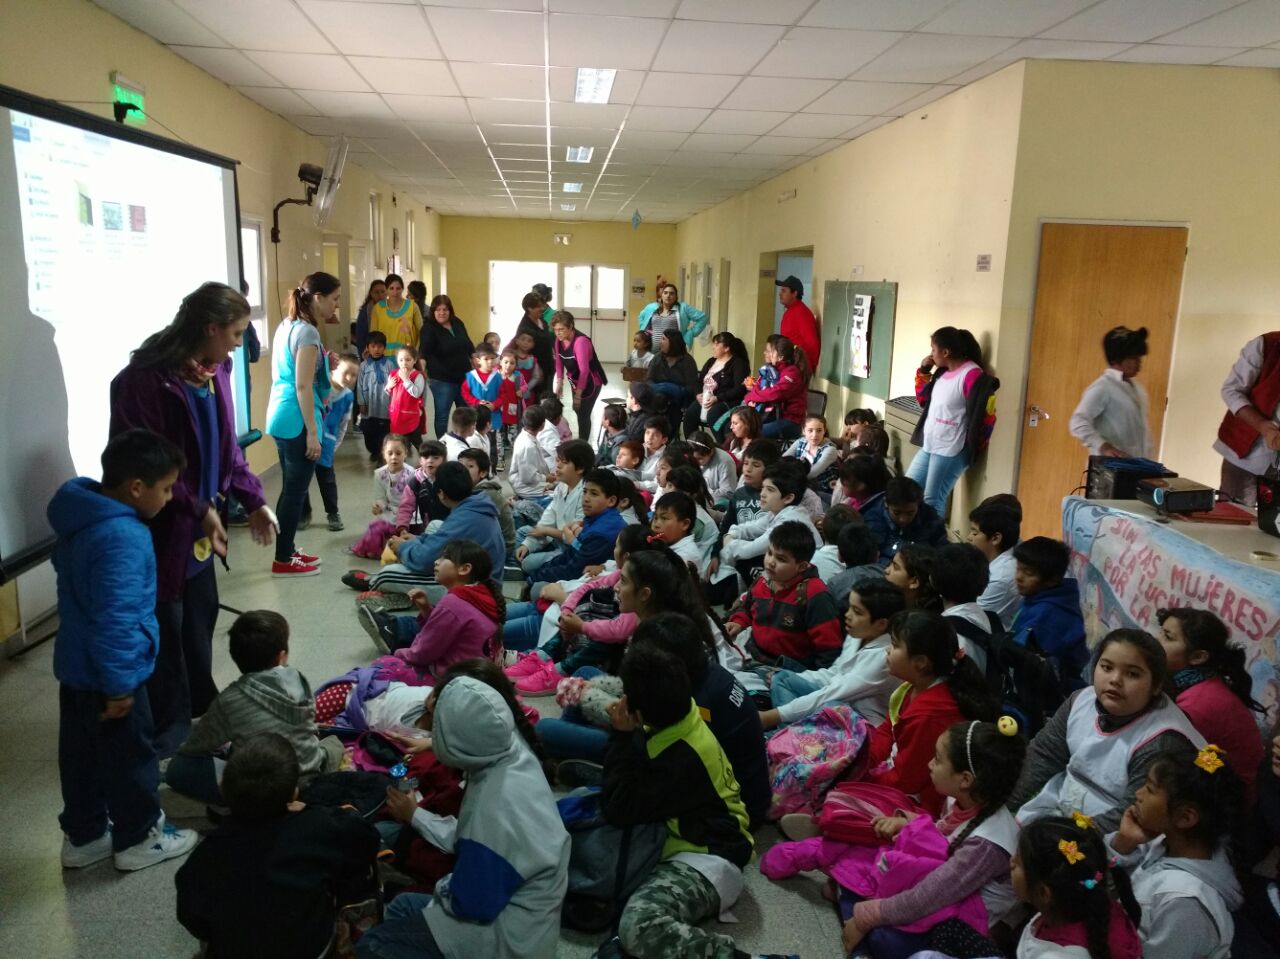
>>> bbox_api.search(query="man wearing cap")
[1214,330,1280,506]
[777,275,820,377]
[1068,326,1153,459]
[637,281,708,349]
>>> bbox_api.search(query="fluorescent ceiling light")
[563,182,583,193]
[561,203,576,211]
[575,67,616,105]
[565,146,594,163]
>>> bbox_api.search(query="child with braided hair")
[1012,816,1142,959]
[1107,742,1245,959]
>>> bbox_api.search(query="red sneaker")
[293,549,321,566]
[515,660,564,696]
[505,652,548,679]
[272,557,321,578]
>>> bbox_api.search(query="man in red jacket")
[777,275,820,378]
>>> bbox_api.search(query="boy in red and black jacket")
[724,520,843,671]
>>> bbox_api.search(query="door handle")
[1028,405,1051,427]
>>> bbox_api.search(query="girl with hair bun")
[1156,607,1266,806]
[1013,816,1142,959]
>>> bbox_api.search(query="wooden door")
[1017,223,1186,537]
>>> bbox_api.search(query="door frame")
[1010,217,1191,494]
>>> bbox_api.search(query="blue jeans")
[769,670,823,708]
[273,429,317,562]
[762,418,802,441]
[428,379,462,439]
[650,381,693,415]
[163,752,224,805]
[503,601,545,652]
[905,448,970,516]
[535,667,609,762]
[356,893,446,959]
[58,684,161,851]
[520,545,562,579]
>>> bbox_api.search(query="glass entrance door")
[559,263,628,364]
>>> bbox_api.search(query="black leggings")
[574,383,602,439]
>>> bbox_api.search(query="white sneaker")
[61,831,112,868]
[113,814,198,872]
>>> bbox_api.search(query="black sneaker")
[360,606,397,654]
[341,570,372,590]
[556,759,604,789]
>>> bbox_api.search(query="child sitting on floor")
[784,414,840,494]
[759,579,906,731]
[813,503,859,583]
[1010,535,1088,694]
[442,406,481,462]
[1108,741,1245,959]
[395,440,449,532]
[510,406,554,504]
[166,611,343,805]
[526,468,626,596]
[544,395,572,444]
[864,476,947,566]
[968,496,1023,628]
[885,543,940,612]
[648,490,704,575]
[514,439,592,576]
[825,523,885,617]
[351,433,413,558]
[362,540,506,679]
[725,520,844,672]
[1012,817,1142,959]
[175,732,381,959]
[688,429,739,506]
[596,403,629,466]
[1010,628,1203,835]
[608,439,644,482]
[830,452,889,514]
[719,460,821,583]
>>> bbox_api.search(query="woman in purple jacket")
[550,310,605,439]
[109,282,275,756]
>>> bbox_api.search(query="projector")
[1136,477,1217,514]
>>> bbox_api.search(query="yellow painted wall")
[0,0,441,480]
[675,64,1027,520]
[439,216,677,335]
[1003,60,1280,489]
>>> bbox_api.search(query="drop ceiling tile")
[348,57,457,95]
[299,1,440,57]
[1106,43,1246,65]
[616,129,696,148]
[697,110,790,134]
[768,112,866,137]
[423,7,543,64]
[468,99,546,124]
[237,86,317,115]
[659,20,786,73]
[450,64,559,100]
[805,138,849,157]
[243,51,370,90]
[754,28,904,79]
[722,152,791,169]
[626,106,711,132]
[412,121,485,142]
[549,14,669,69]
[383,94,472,122]
[610,148,676,163]
[667,150,740,165]
[550,128,620,148]
[801,0,952,31]
[847,115,895,137]
[287,115,351,136]
[675,0,812,24]
[803,80,929,115]
[680,132,759,152]
[172,0,332,53]
[1160,0,1280,46]
[297,90,395,117]
[549,102,630,126]
[490,143,548,160]
[742,135,828,154]
[919,0,1096,37]
[1042,0,1241,42]
[853,33,1017,83]
[95,0,224,45]
[1217,47,1280,66]
[720,76,836,111]
[636,73,741,108]
[169,46,281,86]
[889,84,960,116]
[482,123,547,145]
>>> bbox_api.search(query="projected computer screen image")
[0,85,246,579]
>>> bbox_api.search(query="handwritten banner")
[1062,496,1280,725]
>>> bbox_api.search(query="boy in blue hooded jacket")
[49,429,200,872]
[1010,535,1088,694]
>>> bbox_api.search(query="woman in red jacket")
[743,334,807,442]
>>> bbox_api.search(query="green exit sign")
[110,71,145,125]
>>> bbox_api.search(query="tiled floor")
[0,381,844,958]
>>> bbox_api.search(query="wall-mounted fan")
[271,135,349,243]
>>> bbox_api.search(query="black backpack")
[950,612,1063,736]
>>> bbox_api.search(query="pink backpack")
[819,782,926,846]
[765,705,868,818]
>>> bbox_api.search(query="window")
[239,220,266,344]
[369,192,382,262]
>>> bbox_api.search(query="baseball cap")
[775,275,804,297]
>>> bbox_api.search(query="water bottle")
[389,762,418,794]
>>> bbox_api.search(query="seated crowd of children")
[50,357,1280,959]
